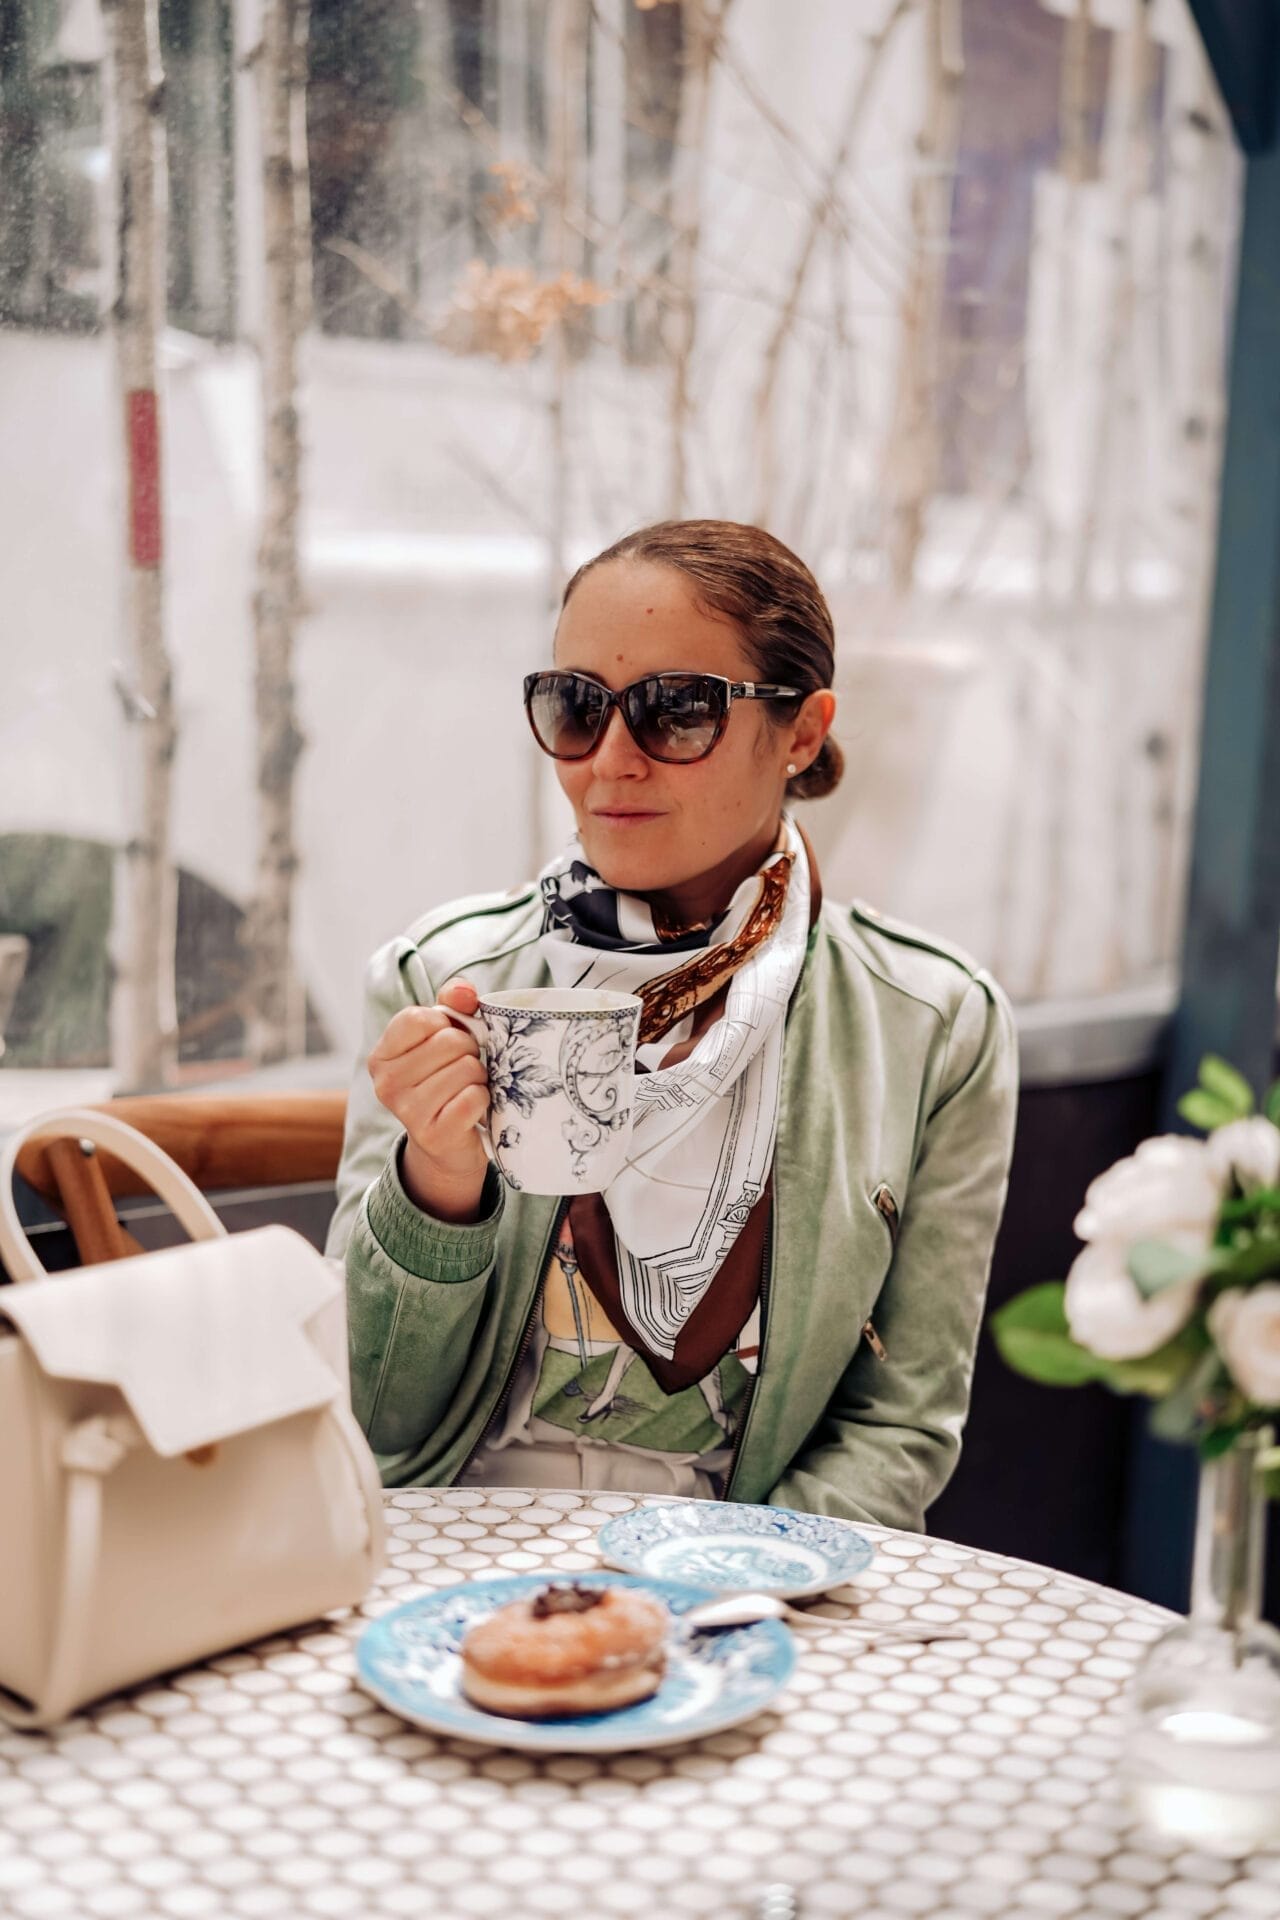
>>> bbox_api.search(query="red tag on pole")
[126,389,162,569]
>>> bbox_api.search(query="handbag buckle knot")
[60,1414,139,1476]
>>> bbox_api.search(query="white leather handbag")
[0,1107,386,1730]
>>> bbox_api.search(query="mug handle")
[437,1004,498,1167]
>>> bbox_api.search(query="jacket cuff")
[365,1139,505,1281]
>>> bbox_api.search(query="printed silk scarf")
[537,815,812,1363]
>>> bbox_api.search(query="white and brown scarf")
[537,816,813,1379]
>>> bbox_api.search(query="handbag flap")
[0,1225,343,1456]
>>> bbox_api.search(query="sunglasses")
[523,669,802,765]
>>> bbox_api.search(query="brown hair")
[560,519,843,801]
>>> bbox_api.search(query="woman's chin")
[584,853,666,894]
[577,829,673,893]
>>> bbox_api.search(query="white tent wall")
[0,0,1241,1076]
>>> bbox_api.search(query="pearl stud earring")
[786,762,798,777]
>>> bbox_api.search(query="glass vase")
[1124,1430,1280,1854]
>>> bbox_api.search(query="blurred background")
[3,0,1276,1602]
[0,0,1242,1089]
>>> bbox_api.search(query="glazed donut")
[460,1582,670,1718]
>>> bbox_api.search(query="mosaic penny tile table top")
[3,1488,1280,1920]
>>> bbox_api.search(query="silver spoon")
[683,1589,967,1646]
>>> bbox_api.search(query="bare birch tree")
[664,0,733,517]
[1093,0,1156,992]
[1149,26,1235,969]
[1049,0,1092,590]
[544,0,587,602]
[103,0,177,1091]
[1072,0,1153,601]
[880,0,962,598]
[533,0,589,871]
[1024,0,1094,1000]
[245,0,311,1066]
[751,0,912,530]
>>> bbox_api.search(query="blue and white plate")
[355,1571,794,1754]
[597,1501,876,1598]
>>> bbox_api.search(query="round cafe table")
[2,1489,1279,1920]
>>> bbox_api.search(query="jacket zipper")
[721,1212,773,1501]
[862,1183,898,1361]
[457,1199,564,1479]
[873,1182,900,1243]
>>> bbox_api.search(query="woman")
[327,520,1018,1530]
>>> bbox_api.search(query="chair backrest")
[15,1093,347,1203]
[12,1092,347,1269]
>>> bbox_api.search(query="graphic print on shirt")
[529,1222,756,1456]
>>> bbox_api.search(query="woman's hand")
[367,980,490,1222]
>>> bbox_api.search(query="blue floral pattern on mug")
[485,1010,559,1119]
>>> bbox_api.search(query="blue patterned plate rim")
[595,1501,876,1597]
[355,1571,795,1755]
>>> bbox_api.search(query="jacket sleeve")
[769,973,1018,1531]
[325,937,505,1462]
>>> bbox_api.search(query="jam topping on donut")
[530,1584,604,1619]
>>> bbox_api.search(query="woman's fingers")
[401,1053,489,1138]
[433,1080,491,1137]
[368,985,492,1180]
[373,1025,477,1092]
[371,1003,465,1066]
[372,985,490,1217]
[372,1047,485,1136]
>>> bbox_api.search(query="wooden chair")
[12,1092,347,1269]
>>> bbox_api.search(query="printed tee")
[458,1213,762,1498]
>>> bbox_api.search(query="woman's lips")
[590,810,664,824]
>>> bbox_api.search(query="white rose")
[1205,1117,1280,1195]
[1064,1241,1200,1361]
[1208,1286,1280,1406]
[1074,1135,1224,1246]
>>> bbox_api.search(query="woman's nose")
[590,705,649,777]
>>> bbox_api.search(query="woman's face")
[551,559,830,921]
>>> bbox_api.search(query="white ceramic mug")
[441,988,642,1195]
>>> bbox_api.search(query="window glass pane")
[0,0,1244,1105]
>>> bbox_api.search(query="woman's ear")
[787,689,836,775]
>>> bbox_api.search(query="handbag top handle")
[0,1108,226,1285]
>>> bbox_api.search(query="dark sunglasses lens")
[628,675,725,762]
[526,673,607,759]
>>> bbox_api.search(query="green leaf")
[1200,1422,1249,1462]
[1127,1238,1215,1298]
[990,1286,1109,1387]
[1196,1056,1256,1119]
[1178,1089,1238,1133]
[1103,1330,1205,1400]
[1265,1080,1280,1128]
[1212,1237,1280,1287]
[1219,1187,1280,1227]
[992,1292,1209,1401]
[1148,1350,1225,1443]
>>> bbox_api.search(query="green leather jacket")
[327,887,1018,1531]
